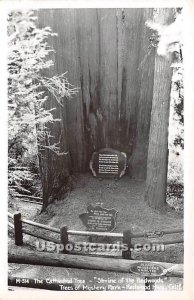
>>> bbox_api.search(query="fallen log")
[16,195,42,201]
[18,199,42,205]
[8,248,183,277]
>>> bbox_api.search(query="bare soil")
[9,173,183,264]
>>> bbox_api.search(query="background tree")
[145,8,183,210]
[8,10,78,205]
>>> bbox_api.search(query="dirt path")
[35,174,183,231]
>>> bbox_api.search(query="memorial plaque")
[90,148,127,178]
[79,204,118,232]
[129,262,166,277]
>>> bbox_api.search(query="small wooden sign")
[79,204,118,232]
[129,262,166,277]
[90,148,127,178]
[144,231,164,238]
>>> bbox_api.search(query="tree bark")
[37,9,155,178]
[145,8,174,209]
[8,248,183,277]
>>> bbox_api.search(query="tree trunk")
[8,248,183,277]
[145,8,174,209]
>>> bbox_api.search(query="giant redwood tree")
[145,8,180,209]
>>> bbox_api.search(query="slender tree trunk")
[145,9,174,209]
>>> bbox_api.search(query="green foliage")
[8,10,78,197]
[167,65,183,188]
[168,12,183,186]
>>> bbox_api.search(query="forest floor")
[9,173,183,263]
[8,173,184,291]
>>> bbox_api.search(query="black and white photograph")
[0,1,193,298]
